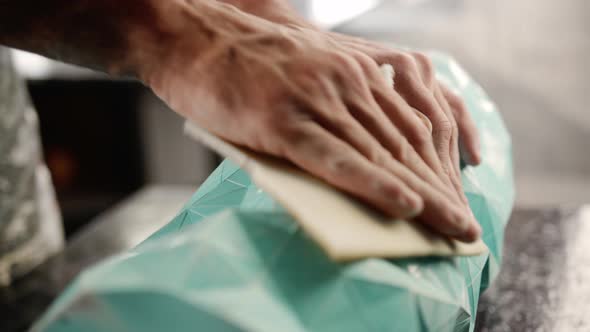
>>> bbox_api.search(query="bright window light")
[309,0,381,29]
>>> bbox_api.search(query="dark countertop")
[476,206,590,332]
[1,187,589,331]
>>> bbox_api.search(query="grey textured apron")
[0,47,63,286]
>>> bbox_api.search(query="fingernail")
[458,218,471,235]
[446,206,482,241]
[470,141,482,165]
[472,222,482,238]
[467,151,480,166]
[460,192,469,205]
[463,152,475,166]
[460,142,481,166]
[453,209,471,234]
[475,151,483,165]
[460,222,482,243]
[465,212,482,240]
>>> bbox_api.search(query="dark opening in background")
[27,80,147,237]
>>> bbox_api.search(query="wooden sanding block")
[184,122,487,261]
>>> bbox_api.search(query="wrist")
[132,0,282,85]
[124,0,214,80]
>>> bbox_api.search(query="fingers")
[413,109,433,133]
[370,83,449,184]
[408,55,481,239]
[380,63,431,133]
[301,57,480,240]
[279,104,478,240]
[278,121,424,219]
[401,54,473,212]
[440,83,482,165]
[364,51,481,239]
[330,109,478,239]
[370,52,461,198]
[275,47,481,241]
[433,83,470,207]
[392,56,455,172]
[371,58,454,191]
[379,153,478,241]
[386,54,465,199]
[340,52,465,203]
[437,90,461,182]
[339,46,462,203]
[334,55,458,199]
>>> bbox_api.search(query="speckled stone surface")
[0,186,193,332]
[476,206,590,332]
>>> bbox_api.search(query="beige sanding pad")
[184,122,487,261]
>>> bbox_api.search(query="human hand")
[215,2,482,167]
[140,1,481,241]
[326,33,482,211]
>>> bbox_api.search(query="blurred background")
[11,0,590,237]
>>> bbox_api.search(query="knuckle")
[411,51,433,69]
[364,148,389,168]
[455,113,473,132]
[411,52,435,86]
[271,105,314,144]
[292,64,321,82]
[389,139,410,164]
[444,91,473,126]
[333,52,357,70]
[444,87,462,103]
[439,118,453,133]
[393,54,417,70]
[411,126,433,149]
[278,120,313,146]
[451,96,469,117]
[278,123,302,144]
[332,118,359,137]
[441,206,462,227]
[326,155,357,176]
[410,51,426,61]
[291,69,334,98]
[434,119,454,141]
[414,110,434,133]
[405,148,424,170]
[380,182,403,201]
[352,52,377,71]
[345,60,365,80]
[331,54,367,90]
[423,117,434,133]
[450,117,459,132]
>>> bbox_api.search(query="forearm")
[0,0,219,76]
[216,0,314,28]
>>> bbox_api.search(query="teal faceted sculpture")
[33,52,514,332]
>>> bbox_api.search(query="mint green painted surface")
[33,53,514,332]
